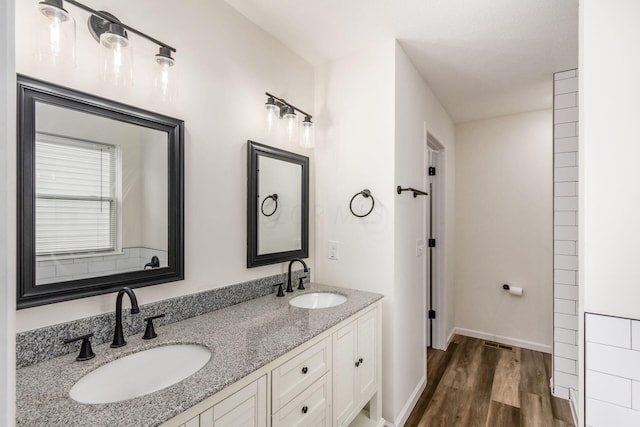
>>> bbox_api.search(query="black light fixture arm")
[64,0,176,52]
[265,92,312,119]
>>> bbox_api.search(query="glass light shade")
[264,99,280,135]
[36,1,76,67]
[284,107,298,143]
[300,117,315,148]
[154,51,177,103]
[99,26,133,87]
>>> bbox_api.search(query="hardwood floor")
[404,335,574,427]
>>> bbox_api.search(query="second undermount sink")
[69,344,211,404]
[289,292,347,309]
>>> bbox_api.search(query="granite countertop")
[16,283,383,426]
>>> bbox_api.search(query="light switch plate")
[328,240,339,260]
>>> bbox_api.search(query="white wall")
[394,43,455,422]
[314,39,455,425]
[14,0,315,331]
[314,39,397,422]
[581,0,640,319]
[1,0,16,424]
[454,110,553,349]
[580,1,640,425]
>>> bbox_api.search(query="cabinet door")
[332,320,357,427]
[356,307,377,403]
[210,375,267,427]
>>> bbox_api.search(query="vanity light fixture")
[36,0,177,94]
[264,92,315,148]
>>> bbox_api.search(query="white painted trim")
[392,375,426,427]
[454,327,552,354]
[0,0,16,425]
[569,387,578,426]
[445,327,456,350]
[424,124,447,351]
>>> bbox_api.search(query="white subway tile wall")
[553,69,579,400]
[35,247,168,285]
[586,313,640,426]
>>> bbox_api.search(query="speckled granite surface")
[16,283,383,427]
[16,270,308,368]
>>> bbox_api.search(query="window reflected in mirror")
[34,103,169,285]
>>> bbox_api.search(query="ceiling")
[224,0,578,123]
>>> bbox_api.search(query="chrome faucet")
[286,259,309,293]
[111,287,140,348]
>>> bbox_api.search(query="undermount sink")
[69,344,211,404]
[289,292,347,309]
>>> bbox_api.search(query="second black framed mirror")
[247,141,309,267]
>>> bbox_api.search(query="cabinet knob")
[355,361,360,367]
[359,357,364,364]
[301,366,308,374]
[302,405,308,414]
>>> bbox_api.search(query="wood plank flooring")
[404,335,574,427]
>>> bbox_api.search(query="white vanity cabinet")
[179,375,267,427]
[332,306,379,427]
[163,302,381,427]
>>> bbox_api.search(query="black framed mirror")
[247,141,309,267]
[17,75,184,308]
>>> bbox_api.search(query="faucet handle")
[63,332,96,361]
[142,314,165,340]
[273,282,285,297]
[298,276,308,290]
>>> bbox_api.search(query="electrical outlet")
[328,240,339,260]
[416,239,424,257]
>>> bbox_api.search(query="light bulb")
[36,0,76,67]
[154,47,177,102]
[284,106,298,143]
[264,97,280,135]
[99,23,132,87]
[300,116,315,148]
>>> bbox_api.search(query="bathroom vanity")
[16,283,383,427]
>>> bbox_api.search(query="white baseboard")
[454,327,552,354]
[389,375,426,427]
[445,327,456,350]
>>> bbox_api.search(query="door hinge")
[428,167,436,176]
[428,310,436,319]
[428,238,436,248]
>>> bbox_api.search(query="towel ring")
[261,194,278,217]
[350,189,375,218]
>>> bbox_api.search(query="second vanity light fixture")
[264,92,315,148]
[36,0,177,97]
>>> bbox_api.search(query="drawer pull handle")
[302,405,308,414]
[301,366,308,374]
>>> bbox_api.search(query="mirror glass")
[257,156,302,255]
[34,103,168,285]
[247,141,308,267]
[18,75,184,308]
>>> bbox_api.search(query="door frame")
[425,125,446,350]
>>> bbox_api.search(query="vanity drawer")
[272,336,331,413]
[272,374,331,427]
